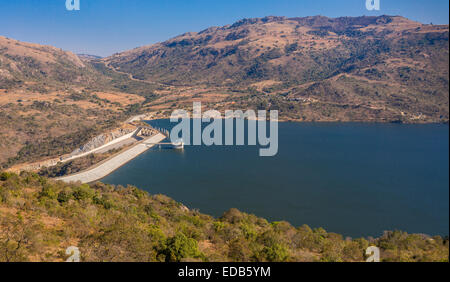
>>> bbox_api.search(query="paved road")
[57,134,166,184]
[94,137,139,154]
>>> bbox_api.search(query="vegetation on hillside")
[0,101,128,168]
[0,36,161,166]
[0,172,448,262]
[106,15,449,124]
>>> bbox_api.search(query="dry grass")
[94,91,145,105]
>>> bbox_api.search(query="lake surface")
[101,120,449,238]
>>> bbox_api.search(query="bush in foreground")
[0,172,448,262]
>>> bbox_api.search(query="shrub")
[38,186,57,200]
[93,195,112,209]
[342,241,364,261]
[228,239,250,262]
[0,172,14,181]
[72,184,95,201]
[213,221,226,232]
[221,208,244,223]
[240,222,257,240]
[260,243,289,262]
[132,187,148,200]
[162,233,202,262]
[57,189,72,204]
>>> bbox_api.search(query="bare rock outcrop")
[70,128,135,156]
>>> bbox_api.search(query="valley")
[0,0,449,264]
[1,15,448,171]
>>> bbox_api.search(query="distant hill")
[0,36,92,90]
[77,54,103,61]
[105,15,449,123]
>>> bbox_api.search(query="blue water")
[101,120,449,238]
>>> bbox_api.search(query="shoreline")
[7,114,448,178]
[149,113,449,125]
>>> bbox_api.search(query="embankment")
[57,133,166,183]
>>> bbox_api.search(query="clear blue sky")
[1,0,448,57]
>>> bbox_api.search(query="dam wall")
[57,133,166,183]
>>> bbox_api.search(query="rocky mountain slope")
[105,15,449,123]
[0,37,150,167]
[0,36,91,91]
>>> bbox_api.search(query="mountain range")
[0,15,449,166]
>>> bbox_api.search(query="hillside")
[0,171,448,262]
[106,15,449,123]
[0,37,158,167]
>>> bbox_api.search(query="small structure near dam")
[135,126,159,138]
[143,126,184,150]
[148,140,184,150]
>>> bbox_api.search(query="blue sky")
[1,0,448,56]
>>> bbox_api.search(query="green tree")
[162,233,202,262]
[260,243,289,262]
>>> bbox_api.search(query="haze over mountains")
[0,15,449,166]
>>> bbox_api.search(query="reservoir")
[100,120,449,238]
